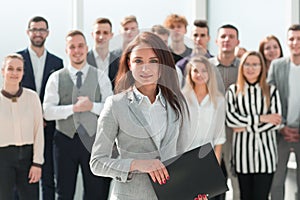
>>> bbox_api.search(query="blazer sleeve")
[90,96,133,183]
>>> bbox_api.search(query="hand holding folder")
[151,143,228,200]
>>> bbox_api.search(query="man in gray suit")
[87,17,119,89]
[269,24,300,200]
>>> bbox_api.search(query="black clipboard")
[151,143,228,199]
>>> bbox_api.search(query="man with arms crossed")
[43,30,113,199]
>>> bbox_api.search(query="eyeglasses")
[244,63,261,68]
[28,28,48,34]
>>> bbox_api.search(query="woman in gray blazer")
[90,32,193,200]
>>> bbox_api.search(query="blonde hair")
[120,15,138,27]
[236,51,271,108]
[185,56,222,108]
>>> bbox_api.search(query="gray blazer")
[267,57,290,123]
[90,89,190,200]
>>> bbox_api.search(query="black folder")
[151,143,228,200]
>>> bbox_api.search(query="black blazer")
[18,48,63,103]
[87,50,120,89]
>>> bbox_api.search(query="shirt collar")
[210,56,240,68]
[67,63,89,77]
[28,46,47,58]
[132,85,166,107]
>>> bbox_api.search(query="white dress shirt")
[28,47,47,95]
[43,63,113,121]
[93,48,110,75]
[133,86,167,149]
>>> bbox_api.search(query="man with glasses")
[17,16,63,200]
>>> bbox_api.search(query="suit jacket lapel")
[23,49,36,90]
[127,91,160,151]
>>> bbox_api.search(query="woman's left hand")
[194,194,208,200]
[28,165,42,183]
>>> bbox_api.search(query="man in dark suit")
[87,17,119,90]
[17,16,63,200]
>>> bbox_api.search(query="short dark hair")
[288,24,300,31]
[218,24,239,39]
[94,17,112,31]
[28,16,48,29]
[193,19,209,35]
[65,30,86,43]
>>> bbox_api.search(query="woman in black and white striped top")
[226,51,282,200]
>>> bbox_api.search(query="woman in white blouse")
[182,56,226,163]
[0,53,44,200]
[226,51,282,200]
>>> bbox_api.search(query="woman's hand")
[28,165,42,184]
[194,194,208,200]
[233,127,246,132]
[259,113,282,125]
[130,159,169,185]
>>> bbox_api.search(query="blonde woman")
[182,56,226,163]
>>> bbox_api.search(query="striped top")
[226,82,282,174]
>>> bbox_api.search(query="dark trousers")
[41,121,56,200]
[0,145,39,200]
[54,130,110,200]
[237,172,274,200]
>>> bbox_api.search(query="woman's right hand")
[130,159,169,185]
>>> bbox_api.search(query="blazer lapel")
[127,91,160,151]
[23,49,36,90]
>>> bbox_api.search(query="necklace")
[1,87,23,102]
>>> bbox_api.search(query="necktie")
[76,71,83,89]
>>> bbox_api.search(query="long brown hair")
[115,31,187,120]
[236,51,271,108]
[258,35,283,65]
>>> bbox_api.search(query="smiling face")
[2,57,24,86]
[128,43,160,88]
[27,21,49,48]
[242,55,262,84]
[263,39,281,62]
[287,30,300,57]
[190,62,209,86]
[65,34,88,69]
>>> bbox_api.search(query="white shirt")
[43,63,113,121]
[287,63,300,127]
[28,47,47,95]
[93,48,110,75]
[133,86,167,149]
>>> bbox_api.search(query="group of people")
[0,13,299,200]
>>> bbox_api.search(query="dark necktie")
[76,71,83,89]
